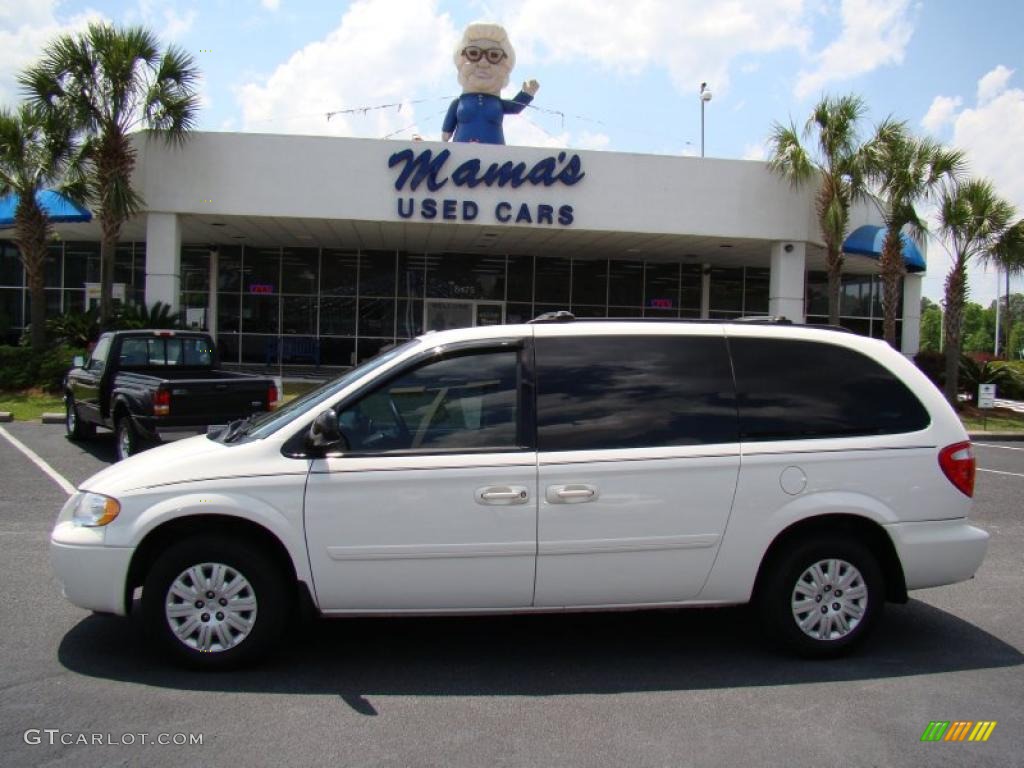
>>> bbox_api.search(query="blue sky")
[3,0,1023,309]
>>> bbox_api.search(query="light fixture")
[700,82,712,158]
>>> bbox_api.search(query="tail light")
[939,441,975,497]
[154,388,171,417]
[267,383,279,411]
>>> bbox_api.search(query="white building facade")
[0,132,923,367]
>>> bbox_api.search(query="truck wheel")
[65,397,95,440]
[142,535,289,669]
[115,415,143,461]
[757,536,883,658]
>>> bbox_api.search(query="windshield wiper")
[221,417,253,443]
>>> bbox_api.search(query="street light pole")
[700,82,712,157]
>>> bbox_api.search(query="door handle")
[475,485,530,505]
[546,484,599,504]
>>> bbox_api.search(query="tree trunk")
[942,260,968,406]
[99,226,117,330]
[825,242,843,326]
[880,228,905,349]
[14,197,50,351]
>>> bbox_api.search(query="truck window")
[88,336,111,372]
[118,337,214,368]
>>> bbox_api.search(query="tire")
[142,535,290,670]
[115,414,143,461]
[65,397,95,440]
[757,535,884,658]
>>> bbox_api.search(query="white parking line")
[978,468,1024,479]
[0,426,76,496]
[974,443,1024,452]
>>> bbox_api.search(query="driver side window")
[338,349,521,454]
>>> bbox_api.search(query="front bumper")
[885,518,989,591]
[50,522,133,616]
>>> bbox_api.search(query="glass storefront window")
[507,255,533,302]
[319,296,356,336]
[426,253,505,301]
[745,268,770,314]
[181,247,212,292]
[243,248,280,294]
[358,297,394,337]
[535,256,570,304]
[681,265,702,311]
[282,248,318,295]
[0,287,22,338]
[45,245,61,288]
[505,302,533,324]
[114,243,134,287]
[319,336,356,367]
[396,299,423,338]
[282,296,317,335]
[0,243,22,286]
[242,294,279,334]
[645,263,679,312]
[321,250,358,296]
[608,260,643,307]
[217,247,242,292]
[571,259,607,305]
[218,292,241,333]
[398,253,426,298]
[360,251,397,297]
[709,267,743,313]
[840,275,873,317]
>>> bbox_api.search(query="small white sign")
[978,383,996,409]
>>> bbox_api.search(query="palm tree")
[866,121,964,347]
[936,179,1023,404]
[0,103,83,350]
[985,218,1024,358]
[768,94,871,325]
[20,22,200,329]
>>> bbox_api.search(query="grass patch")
[959,405,1024,432]
[0,389,65,421]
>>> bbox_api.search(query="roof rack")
[526,311,854,332]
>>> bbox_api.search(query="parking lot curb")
[40,412,64,425]
[0,412,11,423]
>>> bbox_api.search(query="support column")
[144,212,181,312]
[901,273,923,356]
[700,265,711,319]
[207,248,219,337]
[769,241,806,323]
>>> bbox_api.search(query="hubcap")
[164,562,258,653]
[67,404,76,432]
[791,558,867,641]
[118,425,131,459]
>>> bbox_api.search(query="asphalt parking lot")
[0,423,1021,768]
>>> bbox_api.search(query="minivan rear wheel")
[758,536,883,658]
[142,536,289,669]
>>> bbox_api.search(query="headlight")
[72,492,121,527]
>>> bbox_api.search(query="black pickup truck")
[64,330,278,461]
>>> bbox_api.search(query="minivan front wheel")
[758,536,883,658]
[142,536,289,669]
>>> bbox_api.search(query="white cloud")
[502,0,814,97]
[237,0,458,139]
[132,0,197,43]
[795,0,915,100]
[921,66,1024,306]
[920,95,962,136]
[261,0,281,10]
[0,0,104,106]
[742,141,768,161]
[577,131,611,151]
[977,64,1013,105]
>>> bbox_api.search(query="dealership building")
[0,132,925,368]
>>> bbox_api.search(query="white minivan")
[51,318,989,668]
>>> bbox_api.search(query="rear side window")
[729,338,930,440]
[535,335,737,451]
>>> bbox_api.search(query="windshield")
[238,340,420,441]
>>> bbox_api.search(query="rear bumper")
[885,519,989,590]
[50,522,133,616]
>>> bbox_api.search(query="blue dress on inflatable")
[442,91,534,144]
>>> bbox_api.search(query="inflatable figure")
[442,22,539,145]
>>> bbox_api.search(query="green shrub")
[959,356,1024,402]
[0,344,80,392]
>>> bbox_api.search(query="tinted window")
[339,350,521,453]
[729,338,930,440]
[119,337,214,367]
[536,335,737,451]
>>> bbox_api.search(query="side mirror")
[306,408,347,452]
[73,355,85,368]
